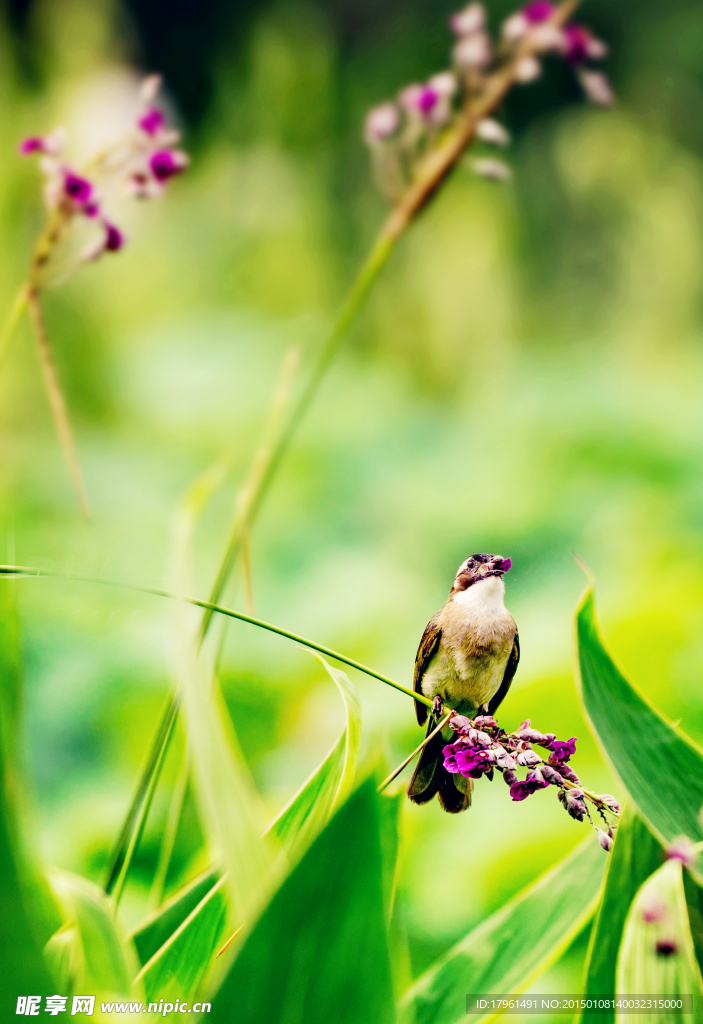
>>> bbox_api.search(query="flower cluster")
[443,714,619,848]
[20,76,188,268]
[364,1,612,199]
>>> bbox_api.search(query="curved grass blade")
[136,877,228,1003]
[130,868,220,968]
[46,870,141,998]
[400,838,606,1024]
[209,779,395,1024]
[576,587,703,843]
[579,803,664,1024]
[616,858,703,1020]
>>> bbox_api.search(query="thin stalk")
[104,695,178,894]
[200,234,395,640]
[377,711,455,793]
[0,562,433,709]
[110,708,175,909]
[149,751,189,908]
[0,284,29,363]
[26,287,89,518]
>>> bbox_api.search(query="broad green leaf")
[379,790,403,920]
[400,838,606,1024]
[267,652,361,856]
[136,876,227,1003]
[46,870,141,998]
[130,868,219,967]
[0,579,55,1017]
[576,588,703,842]
[580,803,664,1024]
[209,779,395,1024]
[616,858,703,1020]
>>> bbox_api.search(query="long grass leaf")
[579,803,664,1024]
[576,587,703,842]
[616,859,703,1020]
[209,779,396,1024]
[45,870,141,998]
[400,838,606,1024]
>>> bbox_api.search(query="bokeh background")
[2,0,703,1014]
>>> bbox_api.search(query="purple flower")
[20,137,45,155]
[417,88,439,116]
[516,748,541,767]
[503,768,518,787]
[558,787,587,821]
[63,171,93,205]
[449,3,485,37]
[539,764,563,786]
[550,737,577,764]
[597,829,613,852]
[149,150,187,183]
[364,103,401,143]
[103,221,125,252]
[449,714,473,735]
[138,107,166,136]
[597,793,621,814]
[472,715,497,729]
[558,763,581,784]
[522,1,555,24]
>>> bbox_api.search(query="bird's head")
[450,553,512,594]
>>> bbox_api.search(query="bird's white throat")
[451,575,506,615]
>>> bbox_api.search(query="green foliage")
[210,779,396,1024]
[136,876,227,1003]
[576,587,703,843]
[45,870,141,998]
[130,868,219,968]
[580,804,663,1023]
[399,838,606,1024]
[616,859,703,1019]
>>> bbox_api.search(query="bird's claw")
[432,696,444,721]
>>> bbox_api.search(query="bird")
[406,553,519,813]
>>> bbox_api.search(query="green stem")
[103,695,178,895]
[200,232,396,640]
[0,563,432,709]
[0,284,29,363]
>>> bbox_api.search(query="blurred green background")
[2,0,703,1013]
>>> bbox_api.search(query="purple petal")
[138,107,166,136]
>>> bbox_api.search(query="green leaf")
[0,579,56,1017]
[136,876,228,1003]
[46,870,141,998]
[209,779,395,1024]
[616,858,703,1020]
[400,838,606,1024]
[130,868,219,968]
[580,803,664,1024]
[576,587,703,842]
[130,662,362,982]
[267,652,361,857]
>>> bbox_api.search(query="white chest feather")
[421,576,516,711]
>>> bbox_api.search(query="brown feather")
[412,614,442,726]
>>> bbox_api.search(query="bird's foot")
[432,696,444,721]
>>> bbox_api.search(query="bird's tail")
[406,721,472,813]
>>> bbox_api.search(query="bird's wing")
[413,614,442,726]
[488,631,520,716]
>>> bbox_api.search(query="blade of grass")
[26,287,89,518]
[148,749,189,910]
[576,585,703,843]
[209,779,396,1024]
[46,869,142,998]
[616,858,703,1018]
[400,838,606,1024]
[578,803,663,1024]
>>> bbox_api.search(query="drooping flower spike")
[363,1,613,200]
[20,74,188,271]
[443,715,620,849]
[15,74,188,516]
